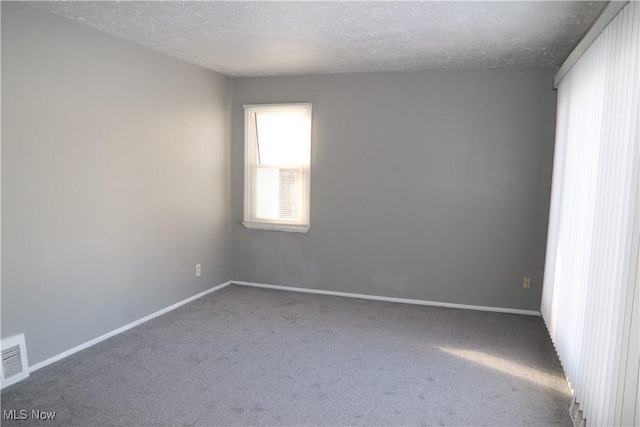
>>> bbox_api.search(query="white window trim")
[243,103,312,233]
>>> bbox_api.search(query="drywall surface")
[1,3,230,365]
[230,69,556,311]
[30,1,606,76]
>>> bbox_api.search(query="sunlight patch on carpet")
[437,347,567,393]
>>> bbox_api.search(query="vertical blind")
[542,2,639,426]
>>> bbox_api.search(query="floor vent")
[1,334,29,389]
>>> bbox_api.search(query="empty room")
[1,1,638,426]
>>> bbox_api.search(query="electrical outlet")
[196,264,201,277]
[523,277,531,289]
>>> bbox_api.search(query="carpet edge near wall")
[11,281,235,384]
[4,279,540,390]
[232,281,541,316]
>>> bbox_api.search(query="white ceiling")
[30,1,607,77]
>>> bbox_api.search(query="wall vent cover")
[1,334,29,389]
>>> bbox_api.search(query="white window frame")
[243,103,312,233]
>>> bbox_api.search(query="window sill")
[243,221,309,233]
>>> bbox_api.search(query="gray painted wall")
[2,3,557,368]
[230,69,556,311]
[1,3,230,365]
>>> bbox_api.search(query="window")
[243,103,312,233]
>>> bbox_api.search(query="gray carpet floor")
[1,284,572,426]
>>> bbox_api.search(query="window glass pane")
[279,168,301,219]
[256,111,309,165]
[255,166,279,220]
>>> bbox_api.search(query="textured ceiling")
[30,1,606,77]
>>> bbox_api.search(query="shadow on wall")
[251,232,320,287]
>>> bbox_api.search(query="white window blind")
[542,2,639,427]
[243,103,312,233]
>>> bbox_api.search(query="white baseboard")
[23,278,539,381]
[28,281,233,375]
[233,281,541,316]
